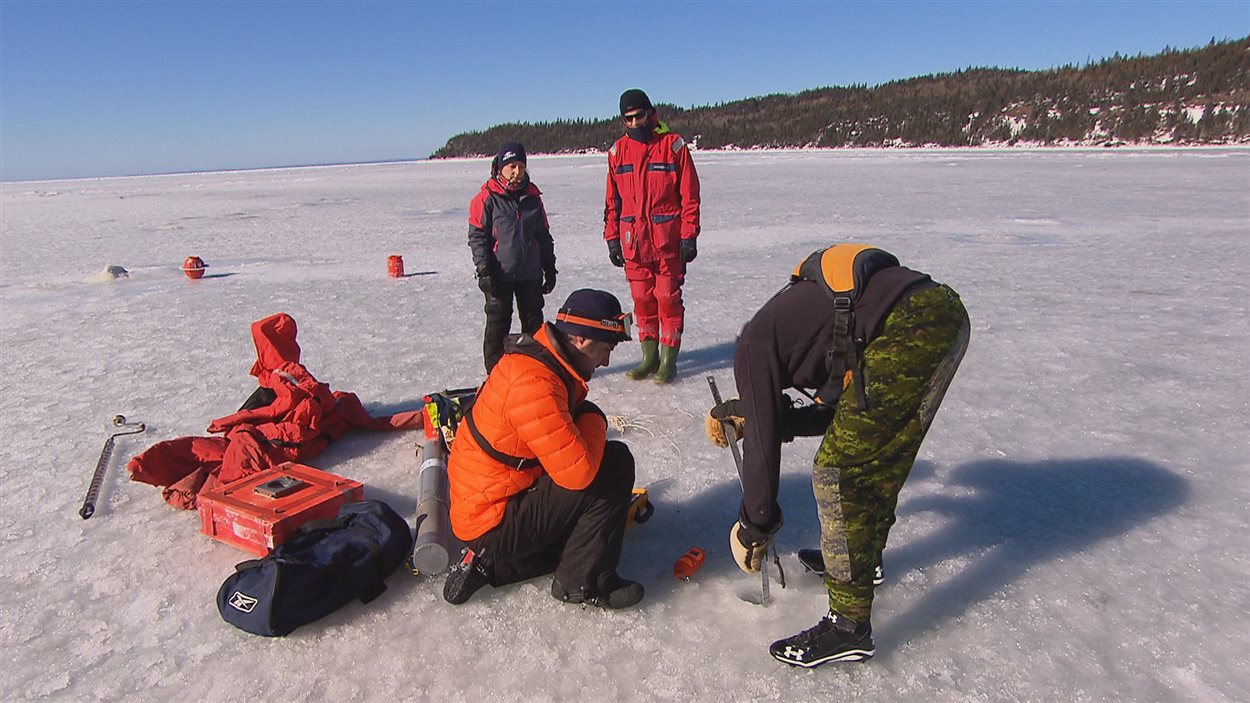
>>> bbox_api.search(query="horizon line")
[5,142,1248,186]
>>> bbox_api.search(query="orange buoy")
[674,547,706,581]
[181,256,207,279]
[387,255,404,278]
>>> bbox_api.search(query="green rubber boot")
[653,344,679,384]
[626,340,659,380]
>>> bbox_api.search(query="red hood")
[248,313,301,378]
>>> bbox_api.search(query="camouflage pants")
[813,284,969,622]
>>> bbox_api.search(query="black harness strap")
[464,411,540,470]
[830,293,870,410]
[461,328,582,471]
[797,246,899,410]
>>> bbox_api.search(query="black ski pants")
[468,440,635,595]
[483,279,545,372]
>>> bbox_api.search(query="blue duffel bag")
[217,499,413,637]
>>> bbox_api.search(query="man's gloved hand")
[476,266,496,295]
[680,238,698,263]
[706,397,745,448]
[541,265,558,295]
[730,510,783,574]
[782,397,836,443]
[607,239,625,267]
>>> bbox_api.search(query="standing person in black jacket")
[468,142,558,372]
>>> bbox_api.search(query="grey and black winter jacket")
[468,177,555,283]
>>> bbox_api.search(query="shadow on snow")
[601,339,737,377]
[617,454,1188,641]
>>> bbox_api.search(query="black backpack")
[216,499,413,637]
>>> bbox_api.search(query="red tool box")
[198,462,365,556]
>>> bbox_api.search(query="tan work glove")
[729,510,782,574]
[706,397,745,448]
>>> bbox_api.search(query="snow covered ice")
[2,148,1248,702]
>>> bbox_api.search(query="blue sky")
[1,0,1246,181]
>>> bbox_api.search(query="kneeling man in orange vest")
[444,288,643,609]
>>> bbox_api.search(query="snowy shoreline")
[4,142,1248,187]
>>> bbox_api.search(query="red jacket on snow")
[128,313,422,509]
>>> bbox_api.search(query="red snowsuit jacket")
[603,128,700,265]
[128,313,422,509]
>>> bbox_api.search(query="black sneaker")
[551,576,644,609]
[770,611,875,667]
[443,548,490,605]
[797,549,884,586]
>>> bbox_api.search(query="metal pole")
[707,376,771,606]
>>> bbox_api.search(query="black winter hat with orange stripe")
[555,289,631,344]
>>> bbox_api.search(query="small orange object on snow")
[674,547,706,581]
[387,255,404,278]
[182,256,208,279]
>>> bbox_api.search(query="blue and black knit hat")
[554,289,632,344]
[496,142,527,168]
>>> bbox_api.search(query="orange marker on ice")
[674,548,706,581]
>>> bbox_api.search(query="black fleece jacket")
[733,266,931,529]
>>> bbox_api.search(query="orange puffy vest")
[447,324,608,541]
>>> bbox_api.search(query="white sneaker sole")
[772,647,875,667]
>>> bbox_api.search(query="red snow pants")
[624,255,686,346]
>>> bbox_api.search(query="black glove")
[782,399,836,442]
[709,398,743,421]
[730,507,783,574]
[607,239,625,267]
[680,238,698,263]
[706,397,745,447]
[541,265,558,295]
[476,266,496,295]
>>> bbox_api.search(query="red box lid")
[201,462,364,519]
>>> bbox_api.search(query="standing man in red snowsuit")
[604,89,701,384]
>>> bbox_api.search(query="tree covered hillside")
[433,36,1249,157]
